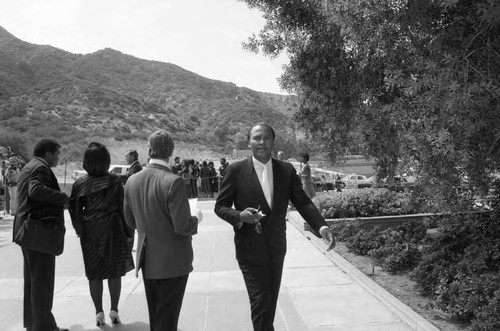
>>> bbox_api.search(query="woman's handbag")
[13,215,65,256]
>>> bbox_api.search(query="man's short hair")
[33,139,61,158]
[148,130,175,159]
[247,123,276,141]
[126,149,139,161]
[83,142,111,176]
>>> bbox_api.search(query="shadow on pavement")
[69,321,150,331]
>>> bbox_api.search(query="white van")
[71,165,130,181]
[108,164,130,176]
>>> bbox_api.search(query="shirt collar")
[149,158,170,168]
[252,156,272,169]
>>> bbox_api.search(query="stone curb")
[287,211,440,331]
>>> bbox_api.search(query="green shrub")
[345,226,385,255]
[318,187,500,328]
[314,188,421,218]
[411,213,500,323]
[472,289,500,331]
[369,222,426,272]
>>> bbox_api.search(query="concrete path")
[0,201,434,331]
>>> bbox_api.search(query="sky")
[0,0,289,94]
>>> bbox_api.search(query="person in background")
[125,149,143,180]
[199,161,213,198]
[171,156,182,175]
[124,130,202,331]
[218,157,229,178]
[69,142,134,327]
[277,151,285,161]
[214,123,335,331]
[208,161,218,194]
[299,152,316,199]
[5,157,20,215]
[2,160,10,214]
[180,159,192,197]
[190,159,199,198]
[12,139,69,331]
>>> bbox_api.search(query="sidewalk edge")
[287,211,440,331]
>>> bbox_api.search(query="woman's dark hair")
[83,142,111,176]
[202,160,208,167]
[208,161,214,167]
[33,139,61,158]
[300,152,310,162]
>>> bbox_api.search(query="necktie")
[261,164,272,207]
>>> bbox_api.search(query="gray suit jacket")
[124,163,198,279]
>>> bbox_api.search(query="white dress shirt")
[252,156,273,207]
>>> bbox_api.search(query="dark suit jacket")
[214,157,327,265]
[127,161,143,177]
[13,157,67,249]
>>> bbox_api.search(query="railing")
[303,211,491,231]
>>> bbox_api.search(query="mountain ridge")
[0,25,302,162]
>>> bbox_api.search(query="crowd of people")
[170,156,228,198]
[8,123,335,331]
[1,151,26,216]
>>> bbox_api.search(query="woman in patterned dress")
[69,142,134,328]
[299,152,316,199]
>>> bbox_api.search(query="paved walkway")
[0,201,436,331]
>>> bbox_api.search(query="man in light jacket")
[124,130,201,331]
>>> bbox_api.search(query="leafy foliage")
[313,188,426,218]
[242,0,500,210]
[410,212,500,325]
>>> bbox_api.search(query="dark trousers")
[22,247,57,331]
[238,259,285,331]
[190,178,198,198]
[142,273,189,331]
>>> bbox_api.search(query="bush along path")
[313,189,500,331]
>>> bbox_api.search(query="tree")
[0,129,30,161]
[241,0,500,207]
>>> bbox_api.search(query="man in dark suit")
[215,123,335,331]
[125,149,143,180]
[13,139,69,331]
[124,130,202,331]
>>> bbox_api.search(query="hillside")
[0,25,301,163]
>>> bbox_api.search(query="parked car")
[385,176,417,192]
[338,174,374,189]
[312,173,336,191]
[371,175,417,192]
[71,165,130,181]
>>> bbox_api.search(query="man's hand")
[319,227,336,251]
[239,207,263,225]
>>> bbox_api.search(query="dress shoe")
[109,310,121,325]
[96,311,105,327]
[54,328,69,331]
